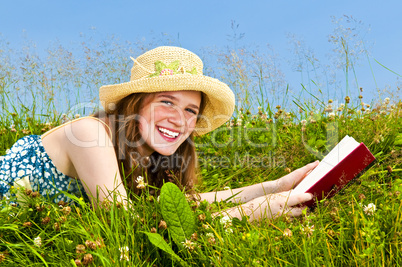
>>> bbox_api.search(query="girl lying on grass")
[0,46,318,221]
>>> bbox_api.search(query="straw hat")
[99,46,235,135]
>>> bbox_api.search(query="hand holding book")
[291,135,376,207]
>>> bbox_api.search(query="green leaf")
[186,67,197,75]
[160,182,195,244]
[142,232,187,266]
[154,61,167,73]
[394,133,402,146]
[167,60,180,72]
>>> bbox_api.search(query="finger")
[284,205,309,217]
[286,193,313,207]
[289,161,319,183]
[301,160,319,174]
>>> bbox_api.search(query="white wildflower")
[33,236,42,247]
[223,186,231,190]
[301,119,307,126]
[363,203,376,215]
[119,246,129,261]
[328,112,335,118]
[74,113,80,119]
[283,228,293,237]
[225,228,234,233]
[301,224,315,237]
[182,239,196,250]
[220,215,232,228]
[136,176,147,189]
[136,176,144,183]
[384,97,390,105]
[205,232,214,238]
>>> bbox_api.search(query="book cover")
[292,136,376,207]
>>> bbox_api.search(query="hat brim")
[99,74,235,135]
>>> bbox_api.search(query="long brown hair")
[93,92,204,198]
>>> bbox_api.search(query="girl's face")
[138,90,202,156]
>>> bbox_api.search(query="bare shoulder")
[62,117,112,148]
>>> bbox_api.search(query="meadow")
[0,28,402,266]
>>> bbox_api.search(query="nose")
[167,109,185,127]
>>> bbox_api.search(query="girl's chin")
[154,149,177,156]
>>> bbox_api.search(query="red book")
[292,135,376,207]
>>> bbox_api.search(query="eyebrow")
[158,94,200,110]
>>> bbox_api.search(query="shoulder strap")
[41,116,113,139]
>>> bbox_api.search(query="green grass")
[1,97,401,266]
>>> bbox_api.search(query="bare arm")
[219,191,313,221]
[198,180,279,203]
[199,161,319,221]
[198,161,319,203]
[63,118,128,205]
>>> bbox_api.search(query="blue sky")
[1,0,401,104]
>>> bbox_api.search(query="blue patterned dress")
[0,135,88,204]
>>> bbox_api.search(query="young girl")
[0,46,318,221]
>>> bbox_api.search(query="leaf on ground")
[160,182,195,244]
[142,232,186,266]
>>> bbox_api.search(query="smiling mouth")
[158,126,180,139]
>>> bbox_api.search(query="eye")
[161,100,173,106]
[186,108,197,115]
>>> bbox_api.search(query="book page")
[291,135,360,194]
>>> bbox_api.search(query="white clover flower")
[283,228,292,237]
[33,236,42,247]
[135,176,144,183]
[225,228,234,233]
[136,176,147,189]
[182,239,196,250]
[384,97,390,104]
[74,114,80,119]
[301,224,315,237]
[301,119,307,125]
[328,112,335,118]
[205,232,214,238]
[119,246,129,261]
[363,203,376,215]
[220,215,232,228]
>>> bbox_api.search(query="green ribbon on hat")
[148,60,198,77]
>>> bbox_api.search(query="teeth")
[158,127,179,138]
